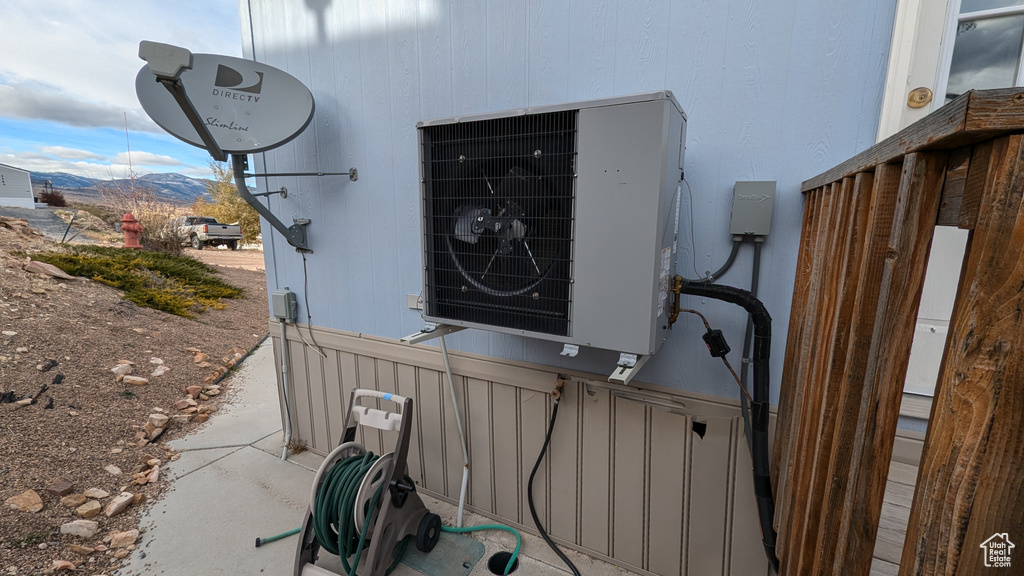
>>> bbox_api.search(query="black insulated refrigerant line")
[680,281,779,571]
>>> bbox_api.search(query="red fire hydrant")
[121,212,143,249]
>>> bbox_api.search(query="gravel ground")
[0,219,270,575]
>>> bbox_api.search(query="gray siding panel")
[271,327,772,575]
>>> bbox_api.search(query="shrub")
[39,190,67,207]
[140,212,187,256]
[28,245,244,318]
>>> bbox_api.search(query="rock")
[145,465,159,484]
[104,465,122,476]
[45,478,75,497]
[143,422,156,437]
[132,493,145,505]
[230,346,247,356]
[170,415,191,426]
[148,427,164,441]
[197,405,212,415]
[14,398,32,407]
[202,375,217,385]
[60,520,99,539]
[110,447,123,454]
[146,458,161,466]
[60,494,87,507]
[83,488,108,499]
[25,260,74,279]
[15,346,28,353]
[148,414,169,429]
[1,330,16,337]
[197,361,212,368]
[205,388,221,397]
[5,489,43,512]
[36,359,58,372]
[117,359,135,365]
[76,500,101,518]
[151,365,170,377]
[104,492,134,517]
[122,376,148,386]
[193,413,210,424]
[51,560,75,571]
[114,548,130,559]
[198,393,209,401]
[149,357,164,365]
[185,385,202,398]
[185,346,202,353]
[37,542,47,549]
[174,398,197,410]
[109,529,139,548]
[193,352,209,364]
[183,407,198,414]
[67,544,94,555]
[94,544,108,552]
[110,364,133,377]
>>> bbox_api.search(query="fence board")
[899,135,1024,576]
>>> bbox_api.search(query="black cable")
[300,252,325,355]
[680,281,779,571]
[739,239,763,455]
[528,398,581,576]
[681,236,743,283]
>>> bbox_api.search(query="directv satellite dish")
[135,52,314,154]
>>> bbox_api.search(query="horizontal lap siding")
[270,327,769,575]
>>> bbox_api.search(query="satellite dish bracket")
[231,155,311,252]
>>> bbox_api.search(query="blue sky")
[0,1,243,180]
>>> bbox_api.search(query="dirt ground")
[0,222,269,575]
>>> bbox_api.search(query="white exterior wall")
[242,0,896,405]
[0,164,34,209]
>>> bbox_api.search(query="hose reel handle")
[352,389,409,406]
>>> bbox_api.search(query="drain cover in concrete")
[400,532,484,576]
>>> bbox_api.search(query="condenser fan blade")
[453,206,488,244]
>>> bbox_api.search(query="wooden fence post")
[899,135,1024,576]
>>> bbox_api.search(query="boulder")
[148,413,169,429]
[5,489,43,512]
[45,477,75,497]
[122,375,148,386]
[25,260,74,280]
[104,492,134,517]
[109,529,139,548]
[60,520,99,539]
[60,493,87,507]
[76,500,101,518]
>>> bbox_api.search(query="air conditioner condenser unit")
[413,91,687,383]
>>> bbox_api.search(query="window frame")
[935,1,1024,102]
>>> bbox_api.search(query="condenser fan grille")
[421,110,577,336]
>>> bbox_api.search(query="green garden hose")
[265,450,521,576]
[441,525,520,575]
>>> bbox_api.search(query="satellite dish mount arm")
[231,154,310,252]
[138,41,311,252]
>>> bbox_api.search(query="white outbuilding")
[0,163,34,209]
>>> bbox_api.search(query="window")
[944,0,1024,100]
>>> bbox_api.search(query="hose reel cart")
[294,389,442,576]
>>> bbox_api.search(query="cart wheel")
[415,513,442,553]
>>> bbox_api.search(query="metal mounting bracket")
[244,168,358,182]
[252,186,287,199]
[231,154,312,252]
[609,353,650,385]
[400,323,466,345]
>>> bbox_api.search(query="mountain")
[31,172,213,204]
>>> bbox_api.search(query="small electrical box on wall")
[729,181,776,236]
[272,289,298,322]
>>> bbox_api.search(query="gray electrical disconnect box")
[729,181,776,236]
[271,289,298,322]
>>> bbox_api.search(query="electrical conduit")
[438,335,470,527]
[279,319,293,461]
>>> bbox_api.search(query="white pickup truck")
[174,216,243,250]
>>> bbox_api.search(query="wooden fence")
[772,88,1024,576]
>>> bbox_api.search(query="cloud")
[112,151,183,166]
[39,146,107,160]
[0,85,160,132]
[0,0,242,129]
[0,150,206,180]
